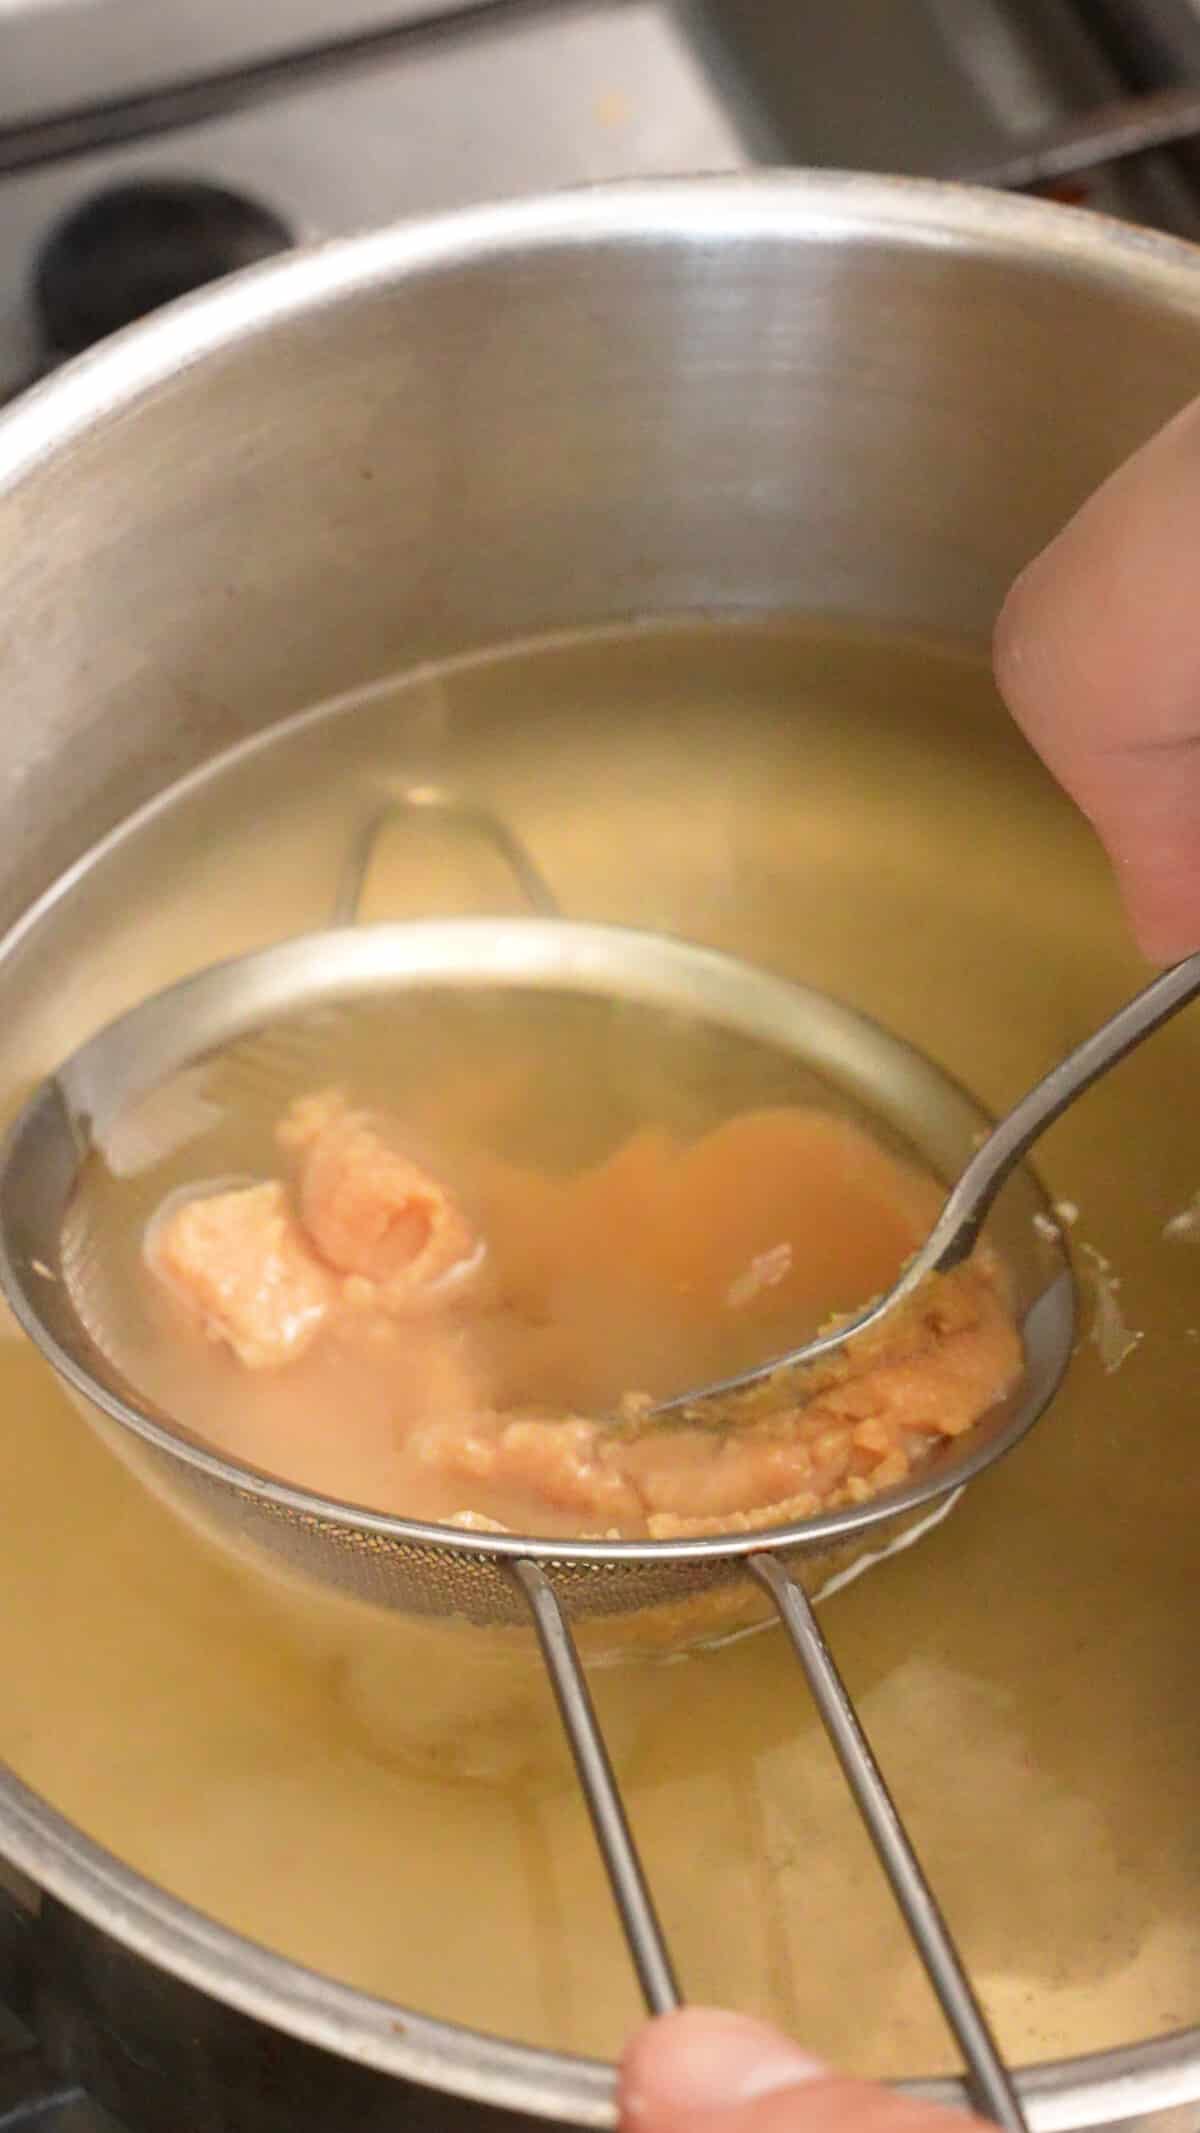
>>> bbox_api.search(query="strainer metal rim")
[0,914,1068,1574]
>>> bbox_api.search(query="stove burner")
[33,179,293,361]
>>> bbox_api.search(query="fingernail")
[623,2009,830,2122]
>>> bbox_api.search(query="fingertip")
[1104,818,1200,965]
[991,538,1083,769]
[991,554,1037,705]
[994,487,1200,968]
[1124,891,1200,967]
[620,2008,829,2127]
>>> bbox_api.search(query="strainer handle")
[750,1554,1026,2133]
[331,790,561,926]
[512,1550,1021,2118]
[513,1560,682,2016]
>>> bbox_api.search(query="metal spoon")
[648,952,1200,1419]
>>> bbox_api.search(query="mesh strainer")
[8,789,1185,2132]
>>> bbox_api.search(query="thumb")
[620,2010,989,2133]
[994,391,1200,963]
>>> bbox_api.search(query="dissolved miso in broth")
[1,618,1198,2078]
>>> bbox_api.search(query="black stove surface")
[0,1881,553,2133]
[0,1884,107,2132]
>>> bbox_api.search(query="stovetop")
[2,1882,117,2133]
[0,1873,545,2133]
[1,0,1200,401]
[2,0,1200,2123]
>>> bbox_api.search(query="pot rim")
[1,170,1198,2128]
[5,166,1200,505]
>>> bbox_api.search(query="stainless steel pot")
[0,173,1198,2132]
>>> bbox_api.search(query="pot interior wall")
[2,182,1200,933]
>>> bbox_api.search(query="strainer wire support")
[513,1560,681,2017]
[750,1552,1025,2132]
[331,788,561,927]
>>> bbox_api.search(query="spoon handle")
[930,953,1200,1273]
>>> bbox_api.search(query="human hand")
[620,2011,991,2133]
[994,392,1200,962]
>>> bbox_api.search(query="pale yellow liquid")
[0,619,1197,2077]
